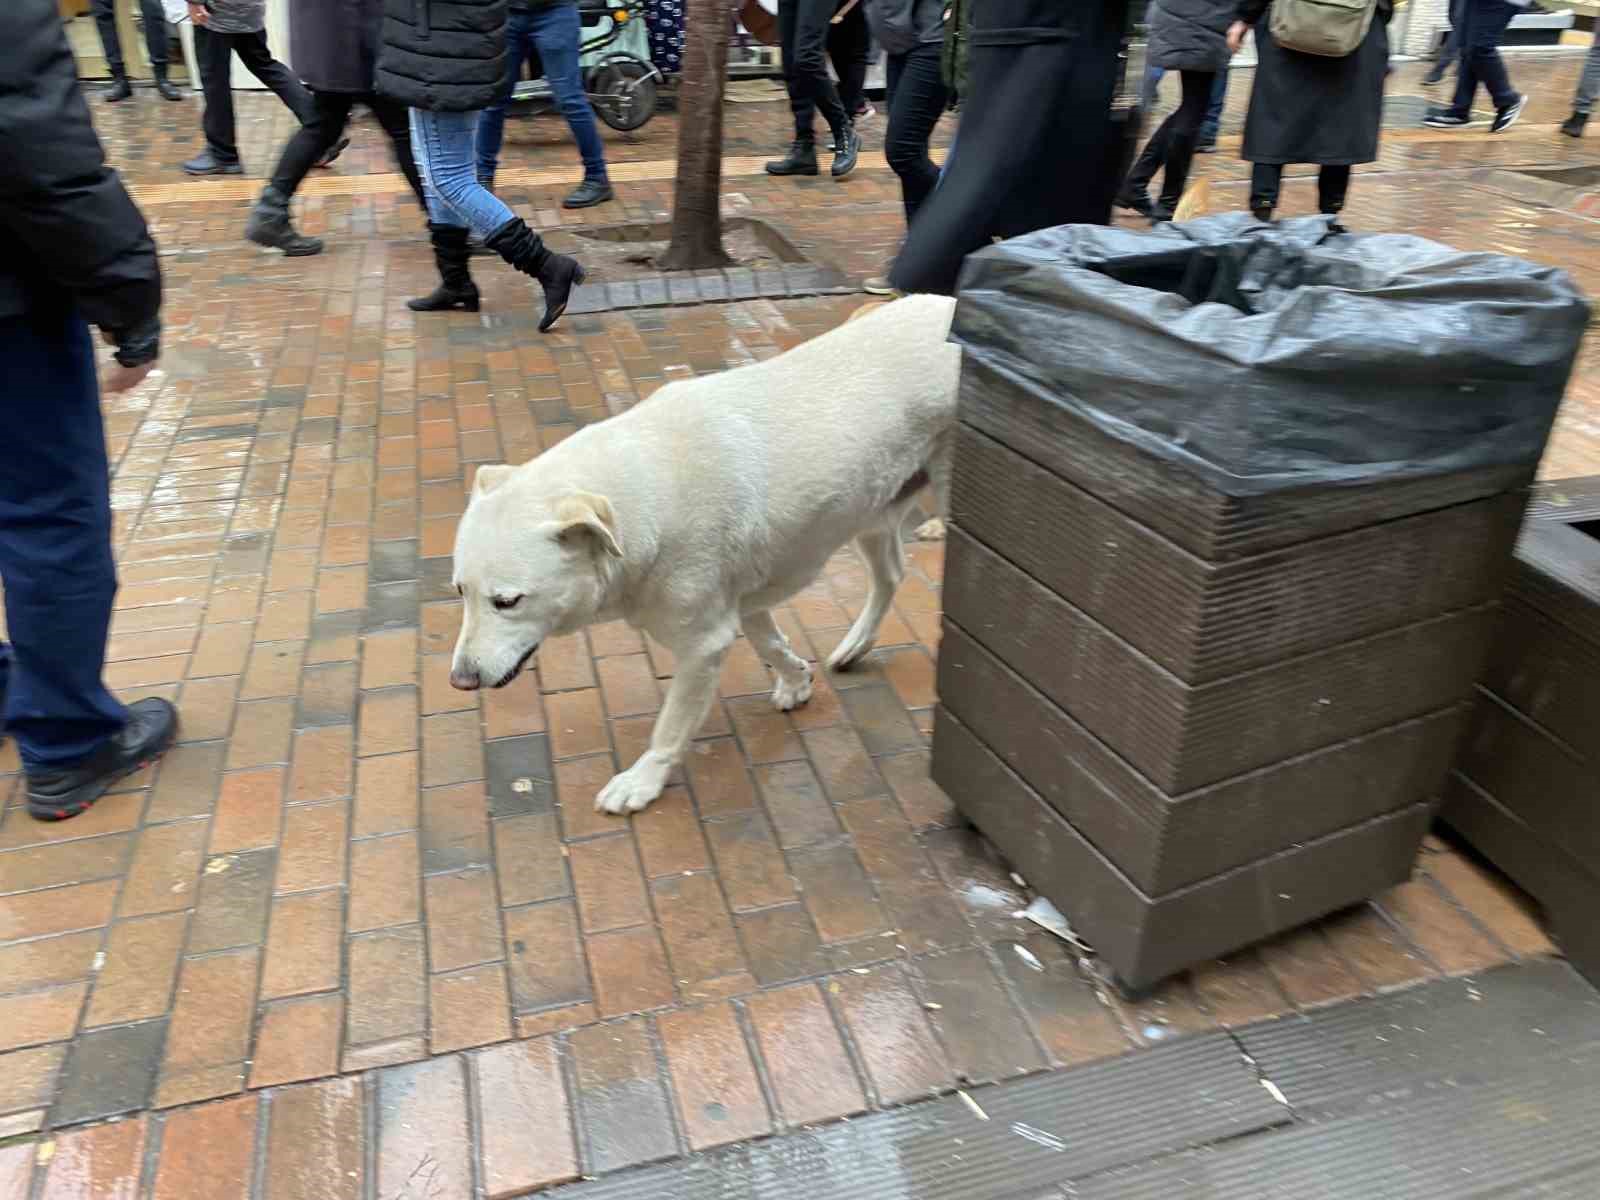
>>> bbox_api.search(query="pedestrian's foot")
[1150,200,1176,224]
[1422,110,1470,129]
[831,125,861,178]
[535,254,585,333]
[1491,94,1526,134]
[766,139,819,176]
[563,178,615,209]
[316,137,351,168]
[1115,188,1157,218]
[154,74,183,101]
[25,698,178,821]
[862,275,899,296]
[1562,111,1589,138]
[1420,69,1446,87]
[183,150,243,175]
[1195,139,1217,154]
[1251,201,1274,223]
[103,75,133,102]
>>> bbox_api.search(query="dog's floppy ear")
[554,492,622,559]
[472,464,514,499]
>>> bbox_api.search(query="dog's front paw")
[596,755,671,815]
[914,516,947,542]
[772,663,814,712]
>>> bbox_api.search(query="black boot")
[766,138,819,177]
[103,71,133,102]
[26,697,178,821]
[408,224,482,313]
[1251,198,1274,223]
[246,185,325,256]
[1562,111,1589,139]
[830,123,861,179]
[484,216,584,333]
[1115,187,1157,218]
[153,64,182,101]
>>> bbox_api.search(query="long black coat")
[1238,0,1393,166]
[291,0,385,93]
[1148,0,1235,73]
[376,0,508,112]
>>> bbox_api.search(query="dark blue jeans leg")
[531,0,610,182]
[884,42,948,223]
[1450,0,1518,116]
[476,8,539,183]
[0,309,127,770]
[1199,69,1227,144]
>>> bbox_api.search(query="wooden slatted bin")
[1441,479,1600,988]
[931,219,1586,992]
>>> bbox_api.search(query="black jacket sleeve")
[0,0,161,363]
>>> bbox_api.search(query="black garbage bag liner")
[950,214,1590,496]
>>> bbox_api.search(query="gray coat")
[290,0,385,93]
[1146,0,1234,72]
[864,0,944,56]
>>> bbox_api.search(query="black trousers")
[1126,69,1215,206]
[194,25,314,162]
[92,0,168,73]
[828,1,871,116]
[884,41,948,222]
[779,0,849,141]
[1250,162,1352,214]
[270,90,426,209]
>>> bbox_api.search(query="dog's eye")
[491,594,523,611]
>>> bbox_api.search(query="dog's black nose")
[450,665,482,690]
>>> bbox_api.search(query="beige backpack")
[1269,0,1379,57]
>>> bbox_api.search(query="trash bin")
[1442,477,1600,989]
[931,215,1588,992]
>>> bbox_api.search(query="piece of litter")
[1011,1122,1066,1152]
[512,778,534,794]
[924,1002,943,1011]
[1142,1024,1170,1041]
[851,968,870,975]
[1260,1078,1289,1106]
[1009,872,1028,889]
[204,856,232,875]
[35,1142,55,1167]
[957,1090,989,1121]
[92,952,106,972]
[1021,897,1092,952]
[1013,945,1045,972]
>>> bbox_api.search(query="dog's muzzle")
[491,643,540,689]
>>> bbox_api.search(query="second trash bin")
[932,214,1587,992]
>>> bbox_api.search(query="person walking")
[1,0,179,820]
[93,0,183,102]
[765,0,863,179]
[1228,0,1393,226]
[830,0,874,123]
[1561,33,1600,137]
[181,0,319,175]
[1422,0,1528,132]
[475,0,615,210]
[243,0,455,283]
[377,0,585,332]
[1117,0,1235,221]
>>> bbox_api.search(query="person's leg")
[1198,69,1227,147]
[192,26,241,164]
[409,107,584,331]
[1574,38,1600,115]
[1155,69,1214,210]
[828,1,871,117]
[232,29,317,125]
[882,41,949,223]
[530,0,614,205]
[1318,164,1352,215]
[1425,0,1464,82]
[477,8,536,187]
[0,314,126,770]
[250,90,355,255]
[371,94,429,211]
[137,0,169,66]
[792,0,850,140]
[1249,161,1283,218]
[779,0,815,141]
[91,0,128,80]
[1466,0,1520,112]
[1123,114,1172,204]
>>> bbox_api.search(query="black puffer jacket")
[1146,0,1234,72]
[0,0,160,364]
[376,0,508,112]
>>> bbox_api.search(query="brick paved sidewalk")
[2,55,1600,1200]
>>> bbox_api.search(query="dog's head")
[449,464,622,690]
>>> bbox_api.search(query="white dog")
[449,293,960,815]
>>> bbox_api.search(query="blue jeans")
[0,308,126,769]
[1142,66,1229,144]
[1447,0,1519,116]
[410,108,520,237]
[476,2,609,184]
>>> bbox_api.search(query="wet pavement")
[1,50,1599,1197]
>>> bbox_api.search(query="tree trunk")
[658,0,736,271]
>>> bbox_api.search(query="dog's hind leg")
[742,609,814,711]
[826,524,905,673]
[912,432,952,543]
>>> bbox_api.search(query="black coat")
[292,0,386,93]
[377,0,508,112]
[1147,0,1235,72]
[0,0,161,358]
[1238,0,1393,166]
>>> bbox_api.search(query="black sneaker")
[1492,94,1526,134]
[103,74,133,103]
[1422,111,1470,129]
[183,150,244,175]
[25,698,178,821]
[1420,67,1447,87]
[831,125,861,178]
[563,178,615,209]
[1562,111,1589,139]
